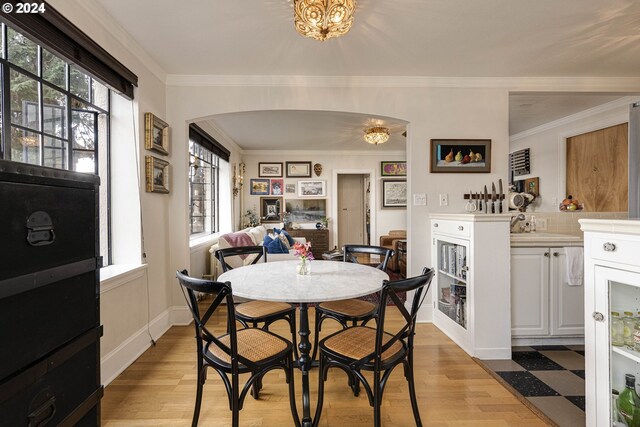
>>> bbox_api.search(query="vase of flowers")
[293,242,314,275]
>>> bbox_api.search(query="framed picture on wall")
[430,139,491,173]
[285,183,296,194]
[144,113,170,155]
[260,197,283,223]
[250,178,270,195]
[270,179,283,195]
[145,155,170,194]
[286,161,312,177]
[298,180,326,197]
[258,162,283,177]
[381,161,407,176]
[382,179,407,208]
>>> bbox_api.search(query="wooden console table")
[287,229,330,255]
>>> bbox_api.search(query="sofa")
[209,224,306,279]
[379,229,406,272]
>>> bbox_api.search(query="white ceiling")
[203,111,407,152]
[96,0,640,77]
[93,0,640,148]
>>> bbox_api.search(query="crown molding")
[242,149,407,157]
[67,0,167,85]
[194,121,244,155]
[166,74,640,90]
[510,96,640,141]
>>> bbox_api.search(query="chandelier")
[364,127,389,145]
[294,0,357,41]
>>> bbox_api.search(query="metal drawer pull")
[553,252,559,257]
[603,242,616,252]
[434,223,438,228]
[592,312,605,322]
[544,252,550,257]
[458,226,464,231]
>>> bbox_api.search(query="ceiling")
[93,0,640,148]
[96,0,640,77]
[203,111,408,152]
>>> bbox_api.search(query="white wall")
[241,150,407,249]
[510,97,640,212]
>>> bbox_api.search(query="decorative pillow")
[218,232,255,269]
[277,232,291,250]
[247,225,267,245]
[263,234,288,254]
[274,228,295,246]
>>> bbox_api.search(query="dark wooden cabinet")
[0,160,102,425]
[397,239,407,278]
[287,229,330,255]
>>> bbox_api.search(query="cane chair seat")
[323,326,404,364]
[208,328,290,365]
[317,299,376,318]
[235,300,293,319]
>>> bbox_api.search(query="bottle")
[614,389,630,426]
[625,312,637,348]
[634,320,640,352]
[619,374,640,427]
[530,216,537,232]
[613,312,625,346]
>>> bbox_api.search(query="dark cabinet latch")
[26,211,56,246]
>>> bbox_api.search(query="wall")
[241,150,407,249]
[510,96,640,212]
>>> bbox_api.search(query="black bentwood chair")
[312,267,434,427]
[176,270,301,427]
[311,245,394,362]
[215,246,298,362]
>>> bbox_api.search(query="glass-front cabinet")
[430,214,511,360]
[435,238,468,329]
[582,219,640,426]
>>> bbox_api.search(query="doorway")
[337,173,368,249]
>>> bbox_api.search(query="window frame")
[0,23,113,264]
[189,138,220,238]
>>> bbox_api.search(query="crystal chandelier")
[294,0,357,41]
[364,127,389,145]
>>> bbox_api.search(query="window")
[188,125,231,239]
[189,140,219,236]
[0,24,111,263]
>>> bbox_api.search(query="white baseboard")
[101,305,192,386]
[474,347,512,360]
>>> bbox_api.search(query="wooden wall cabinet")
[287,229,330,255]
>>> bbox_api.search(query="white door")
[337,174,365,248]
[511,247,550,337]
[550,248,584,336]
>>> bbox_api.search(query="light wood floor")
[102,306,546,426]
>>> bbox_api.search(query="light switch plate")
[439,193,448,206]
[536,218,548,231]
[413,193,427,206]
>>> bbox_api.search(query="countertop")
[510,232,583,247]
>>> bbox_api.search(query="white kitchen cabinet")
[431,214,511,360]
[581,219,640,427]
[511,247,584,338]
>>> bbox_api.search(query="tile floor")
[482,345,585,427]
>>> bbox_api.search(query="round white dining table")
[218,260,388,427]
